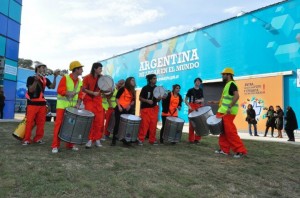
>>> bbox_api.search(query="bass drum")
[188,106,213,136]
[117,114,141,142]
[163,116,184,143]
[98,75,115,95]
[59,107,94,144]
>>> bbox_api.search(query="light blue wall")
[101,0,300,122]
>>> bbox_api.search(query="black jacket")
[285,108,298,131]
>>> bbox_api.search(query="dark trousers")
[285,129,295,141]
[112,107,130,143]
[0,104,4,119]
[160,116,167,142]
[264,126,275,136]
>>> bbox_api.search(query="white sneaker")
[52,147,58,154]
[72,146,79,151]
[95,140,103,147]
[85,140,92,148]
[215,149,229,155]
[22,141,30,146]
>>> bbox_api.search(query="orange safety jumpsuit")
[80,74,104,141]
[23,76,49,143]
[138,85,159,144]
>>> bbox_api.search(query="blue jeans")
[248,123,257,135]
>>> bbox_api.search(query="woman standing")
[264,106,276,137]
[274,105,284,138]
[246,104,258,136]
[160,84,183,143]
[111,77,136,146]
[284,106,298,141]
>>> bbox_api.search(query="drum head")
[188,106,212,118]
[97,75,114,92]
[167,116,185,123]
[66,107,95,117]
[121,114,141,121]
[153,86,166,98]
[206,115,222,125]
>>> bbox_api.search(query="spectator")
[284,106,298,142]
[246,104,258,136]
[264,106,276,137]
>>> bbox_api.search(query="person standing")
[284,106,298,142]
[274,105,284,138]
[51,61,84,153]
[208,67,247,158]
[246,104,258,136]
[264,106,276,137]
[137,74,161,145]
[102,79,125,140]
[185,77,204,144]
[111,77,136,146]
[0,90,5,119]
[160,84,183,143]
[23,63,58,145]
[76,62,105,148]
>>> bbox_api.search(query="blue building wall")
[0,0,22,119]
[100,0,300,123]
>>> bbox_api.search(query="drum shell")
[117,114,141,142]
[59,107,94,144]
[12,117,27,141]
[163,117,184,143]
[206,115,223,135]
[107,111,115,133]
[188,106,213,136]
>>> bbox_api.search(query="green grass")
[0,122,299,198]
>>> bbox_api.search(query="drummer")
[207,67,247,158]
[76,62,105,148]
[185,77,204,144]
[111,77,136,146]
[51,61,84,153]
[137,74,162,145]
[23,62,59,146]
[160,84,183,143]
[102,79,125,140]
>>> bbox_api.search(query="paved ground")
[1,113,299,145]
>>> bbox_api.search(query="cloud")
[223,6,243,15]
[60,0,165,27]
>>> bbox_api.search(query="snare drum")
[206,115,223,135]
[59,107,94,144]
[107,111,115,133]
[117,114,141,142]
[98,75,115,95]
[163,117,184,143]
[188,106,213,136]
[153,86,166,98]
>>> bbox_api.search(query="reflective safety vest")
[118,88,133,108]
[102,88,117,110]
[217,81,239,115]
[56,75,82,109]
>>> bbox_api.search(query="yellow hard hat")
[221,67,234,75]
[69,61,84,71]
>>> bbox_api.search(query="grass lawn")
[0,122,299,198]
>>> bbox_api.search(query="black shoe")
[254,134,259,136]
[194,140,199,144]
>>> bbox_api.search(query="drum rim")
[98,75,114,91]
[188,106,212,118]
[166,116,185,122]
[65,107,95,117]
[153,86,166,98]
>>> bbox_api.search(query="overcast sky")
[19,0,284,75]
